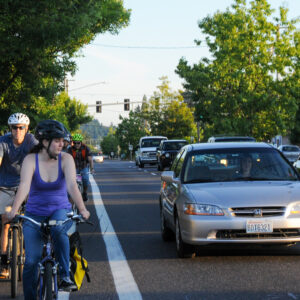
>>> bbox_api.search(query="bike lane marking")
[90,174,143,300]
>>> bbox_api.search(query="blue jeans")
[23,209,72,300]
[77,167,90,188]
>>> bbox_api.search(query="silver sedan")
[159,142,300,258]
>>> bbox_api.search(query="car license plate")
[246,219,273,233]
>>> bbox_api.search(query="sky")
[68,0,299,127]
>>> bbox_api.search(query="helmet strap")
[46,139,58,160]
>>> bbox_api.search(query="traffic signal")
[96,101,102,113]
[124,99,130,111]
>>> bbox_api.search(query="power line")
[69,81,107,92]
[92,43,207,49]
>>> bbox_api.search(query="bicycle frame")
[38,224,59,300]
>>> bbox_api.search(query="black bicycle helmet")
[35,120,67,141]
[35,120,68,160]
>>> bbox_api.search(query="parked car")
[278,145,300,163]
[160,142,300,258]
[91,152,104,163]
[157,139,188,171]
[208,136,256,142]
[135,136,167,168]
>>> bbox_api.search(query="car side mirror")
[161,171,180,184]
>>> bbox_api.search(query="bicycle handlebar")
[14,213,93,227]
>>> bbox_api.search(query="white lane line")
[151,173,156,176]
[58,291,69,300]
[90,175,143,300]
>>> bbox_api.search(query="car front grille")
[148,152,157,157]
[216,229,300,239]
[230,206,285,217]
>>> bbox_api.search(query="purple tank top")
[26,153,71,216]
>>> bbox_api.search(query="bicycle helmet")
[35,120,67,141]
[72,133,83,142]
[8,113,30,125]
[35,120,67,160]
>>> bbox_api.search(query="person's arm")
[85,146,94,171]
[6,154,35,220]
[62,153,90,220]
[88,155,94,172]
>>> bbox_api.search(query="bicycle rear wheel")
[11,227,19,298]
[18,230,24,281]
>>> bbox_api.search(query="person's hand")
[80,209,90,220]
[5,210,17,222]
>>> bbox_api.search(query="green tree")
[115,110,148,157]
[159,99,196,139]
[0,0,130,129]
[101,127,118,156]
[31,92,92,131]
[176,0,299,141]
[145,77,196,139]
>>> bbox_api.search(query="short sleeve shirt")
[0,133,38,187]
[68,144,91,171]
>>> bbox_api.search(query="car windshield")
[141,138,165,147]
[282,146,300,152]
[183,148,299,183]
[163,142,187,151]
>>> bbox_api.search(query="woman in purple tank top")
[6,120,90,300]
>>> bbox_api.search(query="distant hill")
[80,119,109,140]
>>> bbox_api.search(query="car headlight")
[184,203,224,216]
[288,203,300,216]
[165,153,170,158]
[142,152,148,157]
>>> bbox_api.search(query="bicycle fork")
[38,242,59,299]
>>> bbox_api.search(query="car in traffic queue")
[278,144,300,163]
[135,136,167,168]
[157,139,188,171]
[91,152,104,163]
[159,142,300,258]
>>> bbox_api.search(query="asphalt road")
[2,160,300,300]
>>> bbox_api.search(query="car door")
[163,149,187,226]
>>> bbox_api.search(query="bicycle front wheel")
[44,262,53,300]
[11,227,19,298]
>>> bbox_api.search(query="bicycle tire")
[11,227,18,298]
[44,261,53,300]
[18,229,24,281]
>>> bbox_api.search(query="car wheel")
[175,215,195,258]
[139,160,144,168]
[160,208,174,241]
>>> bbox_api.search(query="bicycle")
[15,212,92,300]
[0,186,23,298]
[6,212,25,298]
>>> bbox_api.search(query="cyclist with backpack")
[6,120,90,299]
[0,113,37,278]
[68,133,94,201]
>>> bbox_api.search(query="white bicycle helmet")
[8,113,30,125]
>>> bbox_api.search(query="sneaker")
[59,278,77,292]
[0,266,9,279]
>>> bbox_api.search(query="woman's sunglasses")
[74,142,81,145]
[11,125,26,130]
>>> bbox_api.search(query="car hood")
[186,181,300,207]
[141,147,157,152]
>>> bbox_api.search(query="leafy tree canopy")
[176,0,299,141]
[0,0,130,130]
